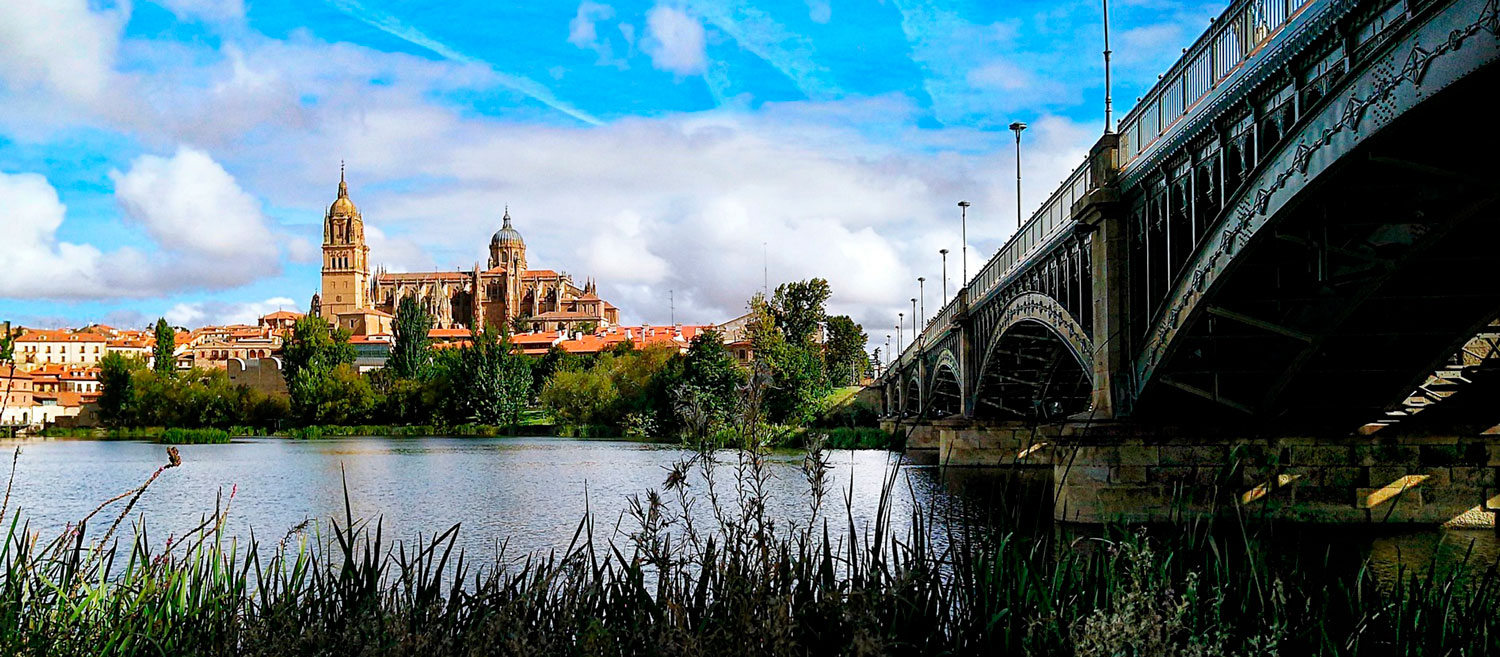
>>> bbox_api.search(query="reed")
[3,398,1498,654]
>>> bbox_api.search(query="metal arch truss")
[971,293,1097,421]
[1129,0,1500,403]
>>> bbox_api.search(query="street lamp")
[1103,0,1115,134]
[911,298,918,339]
[897,315,903,354]
[1010,121,1027,228]
[885,335,891,368]
[939,249,949,305]
[957,201,970,286]
[917,277,926,327]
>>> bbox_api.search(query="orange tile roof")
[17,329,106,343]
[261,310,303,321]
[427,328,473,339]
[520,269,560,279]
[34,391,83,407]
[0,366,32,379]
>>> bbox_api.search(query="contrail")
[325,0,603,126]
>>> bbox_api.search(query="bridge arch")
[927,350,963,418]
[901,375,922,417]
[1130,7,1500,424]
[973,293,1095,420]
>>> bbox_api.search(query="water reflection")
[1,435,1494,587]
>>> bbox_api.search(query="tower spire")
[338,160,348,198]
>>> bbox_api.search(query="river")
[2,436,1495,585]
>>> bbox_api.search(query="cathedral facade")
[315,172,620,333]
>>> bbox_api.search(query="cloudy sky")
[0,0,1221,341]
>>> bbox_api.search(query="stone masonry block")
[1116,445,1160,466]
[1293,485,1356,507]
[1149,466,1197,485]
[1290,445,1352,466]
[1110,466,1149,484]
[1062,446,1116,466]
[1322,467,1365,488]
[1064,465,1112,484]
[1460,442,1490,466]
[1451,467,1497,488]
[1354,444,1420,467]
[1226,442,1273,465]
[1400,434,1460,445]
[1159,445,1230,466]
[1419,445,1463,467]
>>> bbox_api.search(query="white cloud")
[0,171,116,298]
[0,152,286,301]
[0,0,126,103]
[111,146,279,271]
[164,296,297,327]
[580,211,671,284]
[643,5,707,76]
[568,1,627,68]
[153,0,245,23]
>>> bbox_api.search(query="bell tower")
[319,163,370,320]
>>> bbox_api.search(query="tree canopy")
[152,318,176,375]
[389,297,434,380]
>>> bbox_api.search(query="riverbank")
[35,422,898,449]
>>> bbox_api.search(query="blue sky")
[0,0,1221,339]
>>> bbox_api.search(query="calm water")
[0,436,1031,561]
[1,436,1495,585]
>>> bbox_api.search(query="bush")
[819,427,898,450]
[158,428,231,444]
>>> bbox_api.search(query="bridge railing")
[1118,0,1317,168]
[889,158,1093,373]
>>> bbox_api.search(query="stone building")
[314,170,620,332]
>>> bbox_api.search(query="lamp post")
[917,277,925,327]
[939,249,949,305]
[910,298,918,340]
[885,335,891,369]
[1009,122,1027,228]
[1103,0,1114,134]
[957,201,970,286]
[897,316,903,354]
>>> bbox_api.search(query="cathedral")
[314,169,620,334]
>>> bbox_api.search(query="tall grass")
[3,369,1499,654]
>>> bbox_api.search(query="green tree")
[291,364,376,425]
[98,352,142,427]
[282,315,357,422]
[680,328,745,417]
[532,345,585,395]
[540,369,617,426]
[152,318,177,375]
[388,296,434,380]
[282,315,356,384]
[448,325,532,425]
[748,288,830,425]
[770,278,831,345]
[823,315,869,386]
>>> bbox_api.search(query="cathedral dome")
[329,167,358,216]
[491,207,523,246]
